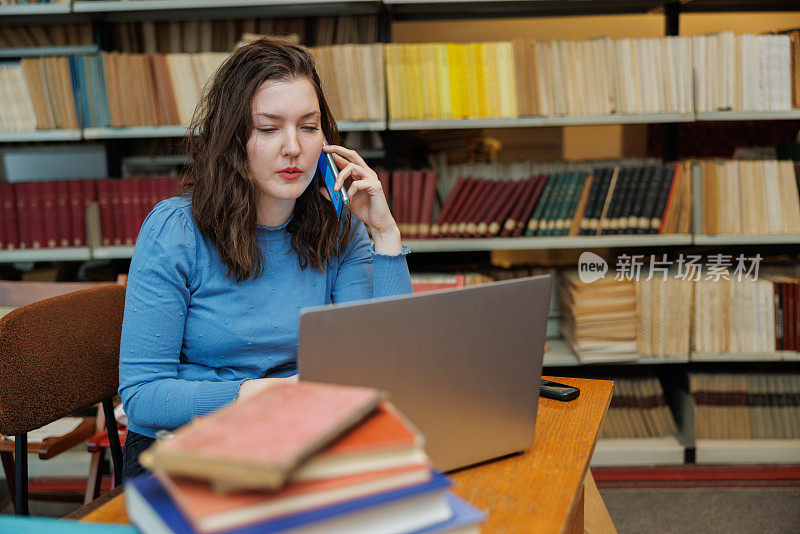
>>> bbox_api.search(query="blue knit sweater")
[118,196,412,438]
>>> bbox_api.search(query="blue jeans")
[122,430,155,485]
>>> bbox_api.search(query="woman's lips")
[278,171,302,180]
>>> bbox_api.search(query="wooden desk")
[81,376,614,533]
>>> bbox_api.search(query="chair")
[0,284,126,515]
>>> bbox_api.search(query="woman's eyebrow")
[252,111,320,120]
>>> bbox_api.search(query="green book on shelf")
[536,172,566,236]
[524,173,557,236]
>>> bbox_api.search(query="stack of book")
[126,381,485,534]
[599,376,679,439]
[695,160,800,236]
[558,271,638,363]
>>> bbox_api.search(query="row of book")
[393,163,690,239]
[0,23,94,49]
[110,16,380,53]
[691,373,800,440]
[694,31,799,113]
[385,33,798,120]
[599,377,678,440]
[558,269,800,361]
[0,47,386,132]
[0,177,178,250]
[128,381,485,534]
[697,160,800,235]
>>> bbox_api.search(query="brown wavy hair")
[179,38,354,281]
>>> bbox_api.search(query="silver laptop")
[298,275,551,472]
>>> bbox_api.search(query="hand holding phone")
[318,137,349,218]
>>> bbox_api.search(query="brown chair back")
[0,281,112,308]
[0,285,126,436]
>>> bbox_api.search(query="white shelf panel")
[92,245,135,260]
[695,439,800,464]
[0,3,70,15]
[0,45,98,58]
[404,234,692,252]
[337,120,387,132]
[0,247,91,263]
[693,234,800,246]
[591,436,685,467]
[696,110,800,121]
[83,126,189,139]
[543,339,579,367]
[0,130,81,142]
[389,113,694,130]
[691,352,785,362]
[73,0,377,12]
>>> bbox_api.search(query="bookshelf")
[0,3,71,16]
[388,114,695,131]
[0,130,82,142]
[405,235,692,252]
[0,247,91,263]
[692,235,800,246]
[0,45,98,58]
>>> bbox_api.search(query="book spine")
[29,182,46,249]
[111,179,124,246]
[650,165,677,234]
[452,179,488,237]
[441,178,478,237]
[56,180,72,247]
[430,177,467,238]
[468,179,506,237]
[391,170,404,235]
[121,178,136,246]
[417,171,437,238]
[80,179,96,247]
[408,170,424,239]
[0,184,16,250]
[637,165,661,234]
[489,179,528,237]
[513,175,547,237]
[775,281,784,351]
[525,174,555,236]
[499,176,536,238]
[631,166,654,234]
[42,180,59,248]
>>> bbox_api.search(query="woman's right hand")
[237,375,299,401]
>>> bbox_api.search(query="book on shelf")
[0,23,93,49]
[636,275,692,358]
[690,373,800,440]
[599,376,678,440]
[695,160,800,236]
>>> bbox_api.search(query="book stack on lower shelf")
[592,376,684,467]
[687,373,800,464]
[128,381,485,534]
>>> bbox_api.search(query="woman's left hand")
[321,145,397,235]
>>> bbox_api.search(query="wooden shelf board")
[0,247,91,263]
[0,130,81,142]
[389,113,694,130]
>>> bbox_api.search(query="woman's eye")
[256,127,275,133]
[303,126,320,132]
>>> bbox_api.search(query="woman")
[118,38,412,482]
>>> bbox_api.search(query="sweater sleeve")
[330,221,413,304]
[118,200,245,433]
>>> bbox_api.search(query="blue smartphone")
[318,138,349,218]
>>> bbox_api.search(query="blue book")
[0,516,138,534]
[411,493,486,533]
[126,471,453,534]
[68,56,86,128]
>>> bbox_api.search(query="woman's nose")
[282,130,301,157]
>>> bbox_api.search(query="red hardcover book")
[110,179,124,245]
[484,179,525,237]
[14,183,30,249]
[141,381,384,491]
[390,170,405,234]
[794,282,800,352]
[407,171,424,239]
[500,176,537,237]
[55,180,72,247]
[160,177,177,202]
[377,170,390,202]
[467,180,507,238]
[132,178,146,240]
[657,164,680,234]
[438,177,478,237]
[430,177,467,238]
[68,180,84,247]
[513,175,549,237]
[449,179,487,237]
[483,180,524,238]
[28,182,46,249]
[120,179,136,245]
[42,181,59,248]
[417,171,437,238]
[402,170,414,237]
[0,183,16,250]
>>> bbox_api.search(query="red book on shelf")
[55,181,72,247]
[402,170,414,237]
[513,175,548,237]
[111,179,124,245]
[430,177,468,238]
[499,176,537,237]
[783,283,793,351]
[68,180,84,247]
[42,181,59,248]
[0,184,16,250]
[14,183,30,249]
[28,182,46,249]
[132,178,147,239]
[408,171,425,239]
[144,177,158,213]
[438,177,477,237]
[377,170,390,202]
[449,179,487,237]
[657,165,680,234]
[793,282,800,353]
[81,179,97,247]
[160,177,177,202]
[417,171,437,238]
[96,179,115,247]
[120,179,136,245]
[140,381,384,491]
[485,179,526,237]
[464,180,505,238]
